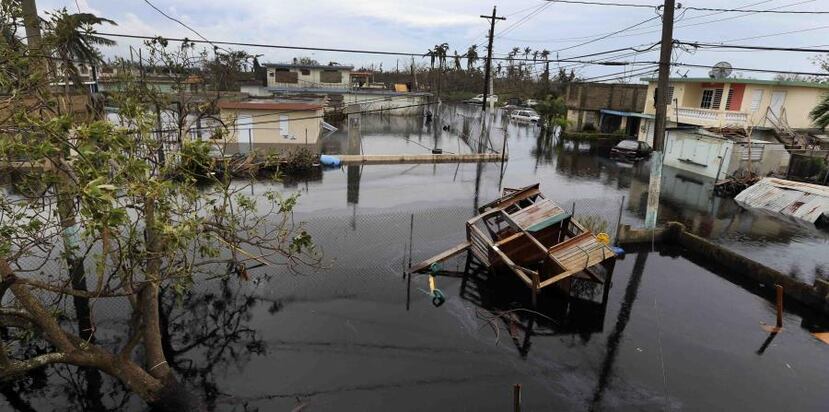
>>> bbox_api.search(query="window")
[701,88,724,109]
[300,69,310,75]
[749,89,764,112]
[279,114,289,137]
[320,70,342,83]
[741,144,764,161]
[274,69,298,83]
[725,89,735,110]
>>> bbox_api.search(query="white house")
[663,128,789,180]
[264,62,353,93]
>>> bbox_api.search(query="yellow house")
[218,99,324,155]
[638,77,829,144]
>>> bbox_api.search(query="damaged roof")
[735,178,829,224]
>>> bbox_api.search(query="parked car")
[466,94,499,104]
[509,109,541,123]
[525,98,539,107]
[610,139,652,161]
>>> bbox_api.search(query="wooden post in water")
[406,214,414,311]
[775,284,784,328]
[513,384,522,412]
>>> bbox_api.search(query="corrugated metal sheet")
[735,178,829,224]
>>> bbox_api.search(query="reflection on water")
[3,104,829,411]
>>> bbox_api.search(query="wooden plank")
[539,268,582,288]
[491,245,534,287]
[337,153,505,165]
[409,241,471,273]
[547,232,592,255]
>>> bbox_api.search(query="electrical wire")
[541,0,829,14]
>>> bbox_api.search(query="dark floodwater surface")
[3,105,829,411]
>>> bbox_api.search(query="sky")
[34,0,829,82]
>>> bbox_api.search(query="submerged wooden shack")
[410,184,617,303]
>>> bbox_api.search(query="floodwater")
[3,104,829,411]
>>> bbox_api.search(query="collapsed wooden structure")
[410,184,617,303]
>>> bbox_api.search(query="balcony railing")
[673,107,748,127]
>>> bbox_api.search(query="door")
[769,91,786,116]
[235,114,253,154]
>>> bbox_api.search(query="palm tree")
[523,47,532,60]
[434,43,449,71]
[540,49,551,83]
[466,45,479,71]
[45,8,116,88]
[453,50,462,71]
[811,94,829,129]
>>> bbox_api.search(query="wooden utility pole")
[21,0,42,51]
[481,6,505,113]
[644,0,675,229]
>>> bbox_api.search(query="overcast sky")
[36,0,829,81]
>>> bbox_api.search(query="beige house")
[218,100,324,155]
[638,77,829,144]
[264,63,353,93]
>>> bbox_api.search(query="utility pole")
[644,0,676,229]
[21,0,42,51]
[481,6,505,113]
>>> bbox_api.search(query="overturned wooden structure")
[410,184,617,303]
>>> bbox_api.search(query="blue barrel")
[319,155,341,167]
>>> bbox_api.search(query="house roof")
[639,77,829,89]
[264,63,354,70]
[218,100,323,111]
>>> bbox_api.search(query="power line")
[684,6,829,14]
[542,0,829,14]
[552,15,660,53]
[677,41,829,54]
[141,0,227,53]
[96,32,649,67]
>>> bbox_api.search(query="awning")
[600,109,655,119]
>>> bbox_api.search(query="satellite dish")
[709,62,733,79]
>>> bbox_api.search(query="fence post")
[614,196,625,245]
[571,201,576,217]
[513,384,522,412]
[406,213,414,311]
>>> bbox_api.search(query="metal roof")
[734,178,829,224]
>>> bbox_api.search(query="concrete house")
[264,63,353,93]
[663,128,789,180]
[218,99,324,155]
[564,82,648,136]
[637,77,829,145]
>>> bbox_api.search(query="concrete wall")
[343,93,429,115]
[221,108,323,154]
[619,222,829,315]
[663,130,731,179]
[566,82,647,113]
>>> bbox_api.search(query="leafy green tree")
[810,94,829,129]
[0,6,319,411]
[535,95,568,130]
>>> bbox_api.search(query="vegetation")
[534,95,568,130]
[0,4,319,410]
